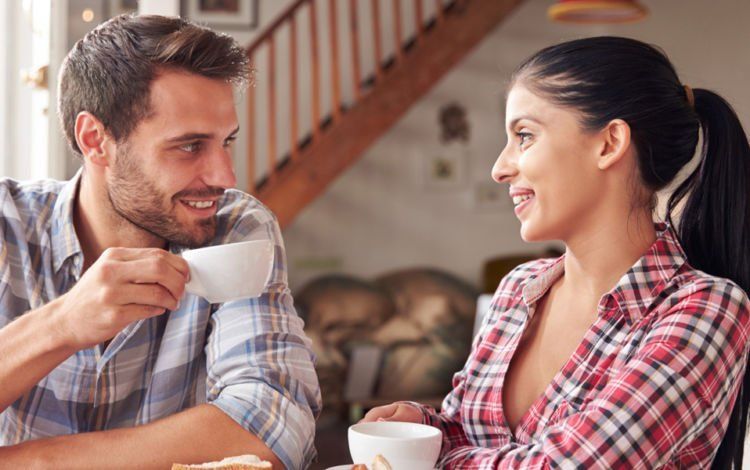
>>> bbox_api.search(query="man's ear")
[597,118,631,171]
[74,111,113,167]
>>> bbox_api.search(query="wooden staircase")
[245,0,524,228]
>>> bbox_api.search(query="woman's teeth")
[512,194,534,205]
[185,200,214,209]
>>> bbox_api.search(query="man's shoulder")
[214,189,279,241]
[0,177,66,223]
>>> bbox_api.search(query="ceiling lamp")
[548,0,648,24]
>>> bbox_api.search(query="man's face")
[106,70,239,247]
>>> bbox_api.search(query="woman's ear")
[74,111,113,167]
[597,118,632,171]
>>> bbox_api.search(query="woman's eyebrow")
[507,115,544,129]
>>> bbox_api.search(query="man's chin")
[165,220,216,248]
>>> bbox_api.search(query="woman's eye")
[516,132,532,148]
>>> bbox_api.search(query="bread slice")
[171,454,272,470]
[371,454,392,470]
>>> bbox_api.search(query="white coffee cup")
[181,239,274,303]
[348,421,442,470]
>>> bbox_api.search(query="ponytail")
[667,89,750,470]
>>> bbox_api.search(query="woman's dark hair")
[511,36,750,468]
[58,14,250,156]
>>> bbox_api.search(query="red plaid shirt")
[414,224,750,469]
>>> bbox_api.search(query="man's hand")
[54,247,190,349]
[361,402,423,423]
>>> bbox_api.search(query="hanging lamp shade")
[548,0,648,24]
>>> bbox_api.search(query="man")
[0,14,321,469]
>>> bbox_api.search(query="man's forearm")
[0,403,284,469]
[0,298,77,412]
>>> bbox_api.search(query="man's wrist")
[38,297,80,354]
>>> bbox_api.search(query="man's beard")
[107,145,221,248]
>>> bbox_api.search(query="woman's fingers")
[360,403,422,423]
[361,404,399,423]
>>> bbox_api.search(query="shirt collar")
[608,222,687,322]
[521,223,688,324]
[51,169,84,274]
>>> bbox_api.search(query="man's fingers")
[114,257,188,301]
[117,283,180,311]
[103,248,190,281]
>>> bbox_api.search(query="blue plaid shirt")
[0,173,322,469]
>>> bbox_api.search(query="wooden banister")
[290,14,299,161]
[246,52,255,193]
[246,0,308,56]
[328,0,341,121]
[371,0,384,81]
[415,0,424,35]
[349,0,362,100]
[310,1,321,140]
[267,36,276,181]
[393,0,403,61]
[242,0,523,225]
[246,0,460,192]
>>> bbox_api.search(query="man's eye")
[180,142,202,153]
[223,137,237,148]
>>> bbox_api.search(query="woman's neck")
[561,209,657,304]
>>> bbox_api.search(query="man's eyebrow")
[165,126,240,143]
[165,132,213,143]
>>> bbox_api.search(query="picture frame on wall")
[180,0,259,30]
[421,143,468,191]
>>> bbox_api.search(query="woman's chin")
[519,222,549,243]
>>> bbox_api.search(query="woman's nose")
[491,145,517,184]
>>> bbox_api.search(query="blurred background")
[2,1,749,467]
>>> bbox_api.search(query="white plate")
[325,465,364,470]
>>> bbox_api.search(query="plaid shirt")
[414,224,750,469]
[0,174,322,470]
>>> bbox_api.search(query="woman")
[362,37,750,468]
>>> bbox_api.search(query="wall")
[280,0,750,291]
[55,1,750,291]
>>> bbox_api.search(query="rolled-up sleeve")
[204,204,322,470]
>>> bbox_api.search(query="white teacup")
[348,421,442,470]
[181,239,274,303]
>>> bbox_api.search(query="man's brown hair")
[58,14,250,156]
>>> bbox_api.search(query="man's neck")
[74,172,166,272]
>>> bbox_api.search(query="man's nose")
[203,146,237,189]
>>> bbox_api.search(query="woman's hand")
[360,402,423,423]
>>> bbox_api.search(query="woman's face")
[493,84,608,242]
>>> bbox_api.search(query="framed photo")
[181,0,259,30]
[422,144,468,190]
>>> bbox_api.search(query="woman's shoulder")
[493,257,561,297]
[656,265,750,338]
[669,266,749,312]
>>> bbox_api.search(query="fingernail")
[377,418,385,422]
